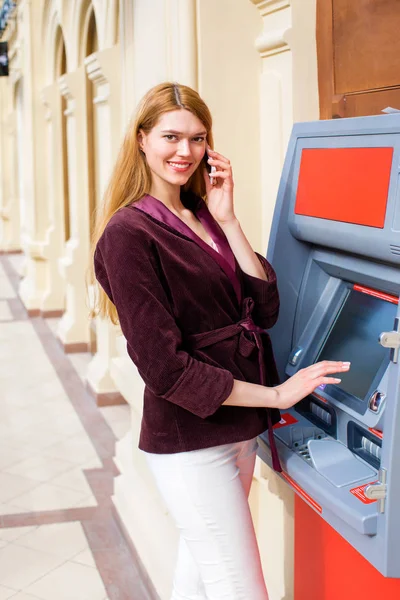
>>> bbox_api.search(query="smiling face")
[139,109,207,195]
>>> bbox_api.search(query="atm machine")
[257,115,400,590]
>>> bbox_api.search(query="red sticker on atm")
[350,481,378,504]
[273,413,299,429]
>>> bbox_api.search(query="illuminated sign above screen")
[295,147,393,228]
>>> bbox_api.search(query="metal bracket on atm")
[379,318,400,363]
[364,468,387,514]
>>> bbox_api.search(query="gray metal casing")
[258,115,400,577]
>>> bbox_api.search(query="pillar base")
[58,338,92,354]
[41,309,65,318]
[86,381,127,407]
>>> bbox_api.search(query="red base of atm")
[295,497,400,600]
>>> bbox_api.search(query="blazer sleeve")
[94,222,234,419]
[241,253,280,329]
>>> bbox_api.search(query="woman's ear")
[137,129,145,153]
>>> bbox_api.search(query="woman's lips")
[167,161,192,173]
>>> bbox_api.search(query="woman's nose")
[176,140,191,156]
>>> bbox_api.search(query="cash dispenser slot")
[348,422,382,470]
[295,395,337,437]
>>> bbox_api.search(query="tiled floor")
[0,255,152,600]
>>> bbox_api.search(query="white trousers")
[145,438,269,600]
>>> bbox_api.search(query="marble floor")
[0,255,152,600]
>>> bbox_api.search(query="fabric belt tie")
[187,297,282,472]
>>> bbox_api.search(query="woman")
[92,82,349,600]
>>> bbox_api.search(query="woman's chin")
[164,172,192,186]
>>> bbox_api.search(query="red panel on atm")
[294,147,393,228]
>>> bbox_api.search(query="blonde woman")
[92,82,349,600]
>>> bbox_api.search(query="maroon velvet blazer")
[94,193,281,454]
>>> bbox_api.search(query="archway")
[84,8,99,58]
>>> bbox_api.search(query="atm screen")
[316,290,397,400]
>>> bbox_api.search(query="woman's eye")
[163,134,205,142]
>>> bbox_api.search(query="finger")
[322,362,351,376]
[207,170,230,179]
[207,158,231,171]
[308,367,348,383]
[207,147,230,164]
[312,360,350,370]
[202,166,212,192]
[306,361,350,376]
[315,364,351,379]
[314,376,342,387]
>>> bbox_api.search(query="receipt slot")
[257,114,400,583]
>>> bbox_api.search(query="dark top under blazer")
[94,193,281,454]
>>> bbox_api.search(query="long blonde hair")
[89,82,214,324]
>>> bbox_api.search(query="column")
[196,0,263,249]
[249,2,319,599]
[250,0,293,249]
[18,0,49,314]
[0,81,21,253]
[39,84,67,315]
[249,3,296,598]
[84,46,125,405]
[166,0,197,88]
[57,68,92,352]
[250,0,319,249]
[119,0,135,125]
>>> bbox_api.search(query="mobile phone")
[204,152,216,185]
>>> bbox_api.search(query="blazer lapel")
[133,194,242,305]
